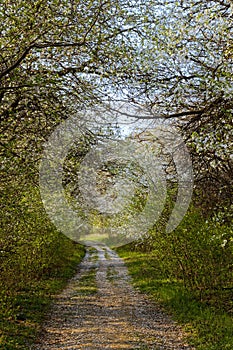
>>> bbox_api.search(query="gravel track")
[32,244,194,350]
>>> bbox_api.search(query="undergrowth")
[0,238,85,350]
[117,247,233,350]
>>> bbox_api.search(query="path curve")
[32,244,194,350]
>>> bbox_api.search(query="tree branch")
[0,40,86,80]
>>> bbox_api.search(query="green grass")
[104,247,111,260]
[88,246,99,262]
[0,242,85,350]
[73,245,98,296]
[75,267,98,296]
[117,246,233,350]
[106,266,118,283]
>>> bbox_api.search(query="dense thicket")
[134,0,233,306]
[0,0,147,291]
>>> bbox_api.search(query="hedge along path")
[33,244,194,350]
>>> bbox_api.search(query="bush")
[136,207,233,311]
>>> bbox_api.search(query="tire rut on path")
[32,244,194,350]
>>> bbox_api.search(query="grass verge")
[0,241,85,350]
[117,246,233,350]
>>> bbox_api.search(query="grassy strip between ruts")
[116,246,233,350]
[74,247,98,296]
[0,242,86,350]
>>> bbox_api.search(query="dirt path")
[32,244,194,350]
